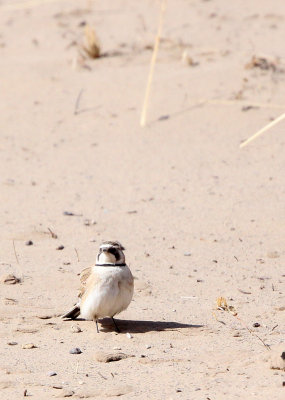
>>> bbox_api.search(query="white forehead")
[100,243,116,250]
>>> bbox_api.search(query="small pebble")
[113,346,122,350]
[57,245,64,250]
[7,341,18,346]
[94,351,133,363]
[56,389,74,397]
[71,325,82,333]
[53,385,63,389]
[146,345,151,349]
[184,252,191,256]
[22,343,37,349]
[63,211,75,216]
[25,240,33,246]
[126,333,133,339]
[253,322,260,328]
[69,347,82,354]
[176,388,182,392]
[36,314,52,319]
[48,371,57,377]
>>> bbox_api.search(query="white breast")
[80,265,134,320]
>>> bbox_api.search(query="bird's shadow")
[99,318,203,334]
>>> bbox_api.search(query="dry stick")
[2,0,68,11]
[48,227,58,239]
[74,248,80,262]
[12,240,19,265]
[234,314,270,351]
[240,112,285,148]
[140,0,166,127]
[74,89,84,115]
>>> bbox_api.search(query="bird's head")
[96,241,126,265]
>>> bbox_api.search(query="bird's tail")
[61,304,80,320]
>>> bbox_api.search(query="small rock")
[48,371,57,376]
[22,343,37,349]
[36,314,52,319]
[113,346,121,350]
[7,341,18,346]
[0,274,20,285]
[57,245,65,250]
[69,347,82,354]
[56,389,74,398]
[94,351,133,363]
[25,240,33,246]
[53,385,63,389]
[267,251,280,259]
[253,322,260,328]
[146,345,151,349]
[63,211,75,216]
[126,332,133,339]
[83,219,96,226]
[71,325,82,333]
[176,388,182,392]
[184,252,191,256]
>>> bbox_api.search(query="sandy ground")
[0,0,284,399]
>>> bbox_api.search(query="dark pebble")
[56,245,64,250]
[158,115,170,121]
[25,240,33,246]
[253,322,260,328]
[63,211,75,216]
[69,347,82,354]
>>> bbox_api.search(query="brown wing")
[78,266,92,298]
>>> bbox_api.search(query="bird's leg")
[111,317,120,333]
[93,318,99,333]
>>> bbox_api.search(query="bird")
[62,241,134,333]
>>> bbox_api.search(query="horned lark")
[62,241,134,333]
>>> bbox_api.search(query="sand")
[0,0,284,398]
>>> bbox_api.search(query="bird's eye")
[108,248,119,259]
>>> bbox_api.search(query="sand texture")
[0,0,284,399]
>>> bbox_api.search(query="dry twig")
[240,112,285,148]
[12,240,19,264]
[140,0,166,127]
[215,297,270,350]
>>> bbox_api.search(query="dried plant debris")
[216,297,237,315]
[0,274,20,285]
[94,351,134,363]
[245,55,284,72]
[82,25,101,59]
